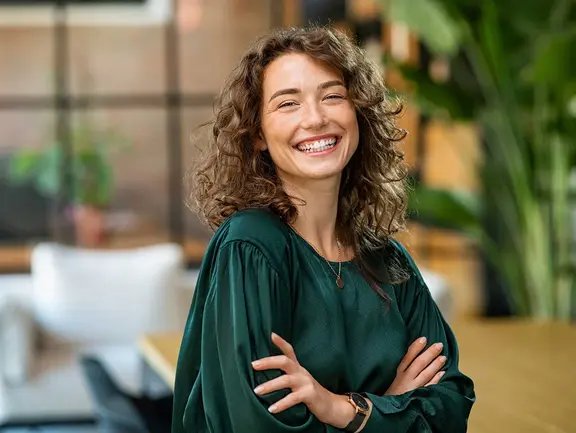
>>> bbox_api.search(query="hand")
[252,333,356,429]
[385,337,446,396]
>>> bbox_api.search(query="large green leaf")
[408,186,481,234]
[382,0,464,55]
[385,58,478,119]
[524,30,576,86]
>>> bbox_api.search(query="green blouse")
[172,208,475,432]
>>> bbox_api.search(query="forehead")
[262,53,343,93]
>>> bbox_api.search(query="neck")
[282,175,341,259]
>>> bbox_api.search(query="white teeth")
[297,137,338,153]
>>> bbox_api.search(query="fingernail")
[418,337,427,344]
[268,405,277,413]
[254,385,264,394]
[435,342,444,350]
[439,356,447,363]
[271,332,278,339]
[439,371,446,378]
[252,361,261,368]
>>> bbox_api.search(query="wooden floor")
[140,319,576,433]
[452,319,576,433]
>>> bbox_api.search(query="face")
[258,53,359,185]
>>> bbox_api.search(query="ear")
[254,131,268,151]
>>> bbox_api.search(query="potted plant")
[8,122,127,247]
[381,0,576,320]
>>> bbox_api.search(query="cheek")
[338,103,358,130]
[262,115,291,144]
[260,120,287,163]
[346,112,360,148]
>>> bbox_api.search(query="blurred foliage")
[9,122,128,208]
[382,0,576,320]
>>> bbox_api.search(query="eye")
[324,94,345,101]
[278,101,298,109]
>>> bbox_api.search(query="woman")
[173,26,475,433]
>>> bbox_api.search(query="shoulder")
[383,238,430,302]
[214,207,291,269]
[193,209,293,306]
[369,238,419,282]
[225,207,290,246]
[387,239,418,273]
[369,238,424,287]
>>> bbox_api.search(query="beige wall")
[0,0,272,241]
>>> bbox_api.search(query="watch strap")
[343,393,368,432]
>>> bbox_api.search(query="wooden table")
[139,320,576,433]
[139,333,183,391]
[0,236,208,273]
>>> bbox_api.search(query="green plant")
[381,0,576,320]
[9,122,127,208]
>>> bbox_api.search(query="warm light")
[390,22,410,62]
[177,0,203,31]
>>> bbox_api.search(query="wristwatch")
[343,392,370,432]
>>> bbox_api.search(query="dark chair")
[0,154,51,243]
[79,356,173,433]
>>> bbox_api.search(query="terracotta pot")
[72,205,107,247]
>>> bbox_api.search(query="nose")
[300,101,327,130]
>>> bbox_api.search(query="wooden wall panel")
[347,0,380,20]
[423,120,481,190]
[422,120,483,317]
[282,0,301,26]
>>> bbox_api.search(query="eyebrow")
[268,80,346,102]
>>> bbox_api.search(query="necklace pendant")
[336,276,344,289]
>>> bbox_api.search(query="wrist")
[328,393,357,429]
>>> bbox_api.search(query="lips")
[295,136,340,153]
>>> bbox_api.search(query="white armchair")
[0,242,193,426]
[420,268,453,321]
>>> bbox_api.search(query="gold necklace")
[290,225,344,289]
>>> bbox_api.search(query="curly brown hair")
[190,26,409,281]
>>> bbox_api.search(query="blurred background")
[0,0,574,432]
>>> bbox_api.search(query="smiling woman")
[173,26,475,433]
[257,53,359,184]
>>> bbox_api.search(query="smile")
[295,136,340,153]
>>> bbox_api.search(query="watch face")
[351,393,370,411]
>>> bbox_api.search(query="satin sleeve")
[360,241,475,432]
[178,240,323,433]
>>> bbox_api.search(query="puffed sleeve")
[172,240,323,433]
[360,241,475,433]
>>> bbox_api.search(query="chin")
[300,166,346,180]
